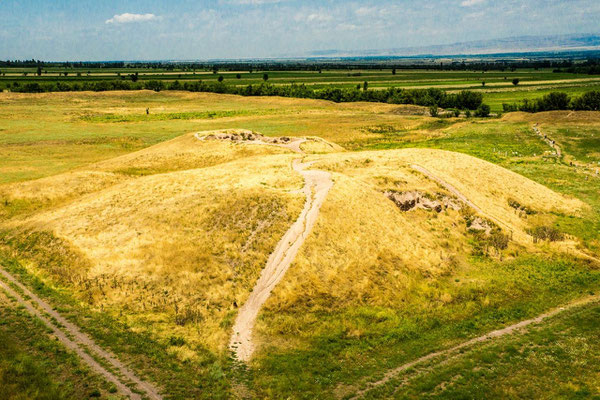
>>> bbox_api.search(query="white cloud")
[307,13,333,22]
[105,13,158,24]
[221,0,286,4]
[460,0,485,6]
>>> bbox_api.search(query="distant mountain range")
[307,34,600,58]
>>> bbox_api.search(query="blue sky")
[1,0,599,60]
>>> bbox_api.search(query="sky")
[1,0,599,61]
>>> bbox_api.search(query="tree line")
[7,78,599,113]
[4,80,486,110]
[502,91,600,112]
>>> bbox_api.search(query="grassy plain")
[0,90,599,399]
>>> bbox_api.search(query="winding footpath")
[0,267,162,400]
[351,294,600,399]
[220,136,333,362]
[533,123,562,158]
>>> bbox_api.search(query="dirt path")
[533,123,562,158]
[351,295,600,399]
[0,267,162,400]
[227,141,333,362]
[411,164,513,233]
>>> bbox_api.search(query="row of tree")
[5,80,486,110]
[3,57,599,73]
[8,79,600,112]
[502,91,600,112]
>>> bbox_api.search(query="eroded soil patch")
[385,190,461,213]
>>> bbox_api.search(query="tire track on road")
[0,267,162,400]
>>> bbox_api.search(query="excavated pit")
[203,130,292,144]
[386,190,495,236]
[385,190,462,213]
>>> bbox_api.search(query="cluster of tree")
[502,91,600,112]
[553,59,600,75]
[4,79,488,110]
[6,80,145,93]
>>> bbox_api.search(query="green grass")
[80,109,262,123]
[482,84,600,113]
[0,289,123,399]
[362,300,600,399]
[349,120,548,160]
[545,125,600,163]
[251,256,600,399]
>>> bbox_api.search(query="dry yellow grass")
[257,147,586,353]
[310,148,583,243]
[92,129,292,174]
[2,132,307,354]
[3,133,587,358]
[0,130,290,214]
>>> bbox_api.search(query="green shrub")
[475,104,491,117]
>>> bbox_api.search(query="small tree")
[218,75,224,82]
[145,80,164,92]
[236,73,241,79]
[453,109,461,117]
[392,68,396,75]
[64,71,69,77]
[475,103,491,117]
[512,78,520,86]
[36,66,42,76]
[429,105,439,117]
[363,81,368,91]
[482,81,486,87]
[263,73,269,81]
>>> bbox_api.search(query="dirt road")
[0,267,162,400]
[229,158,333,361]
[533,123,562,158]
[351,295,600,399]
[223,136,333,362]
